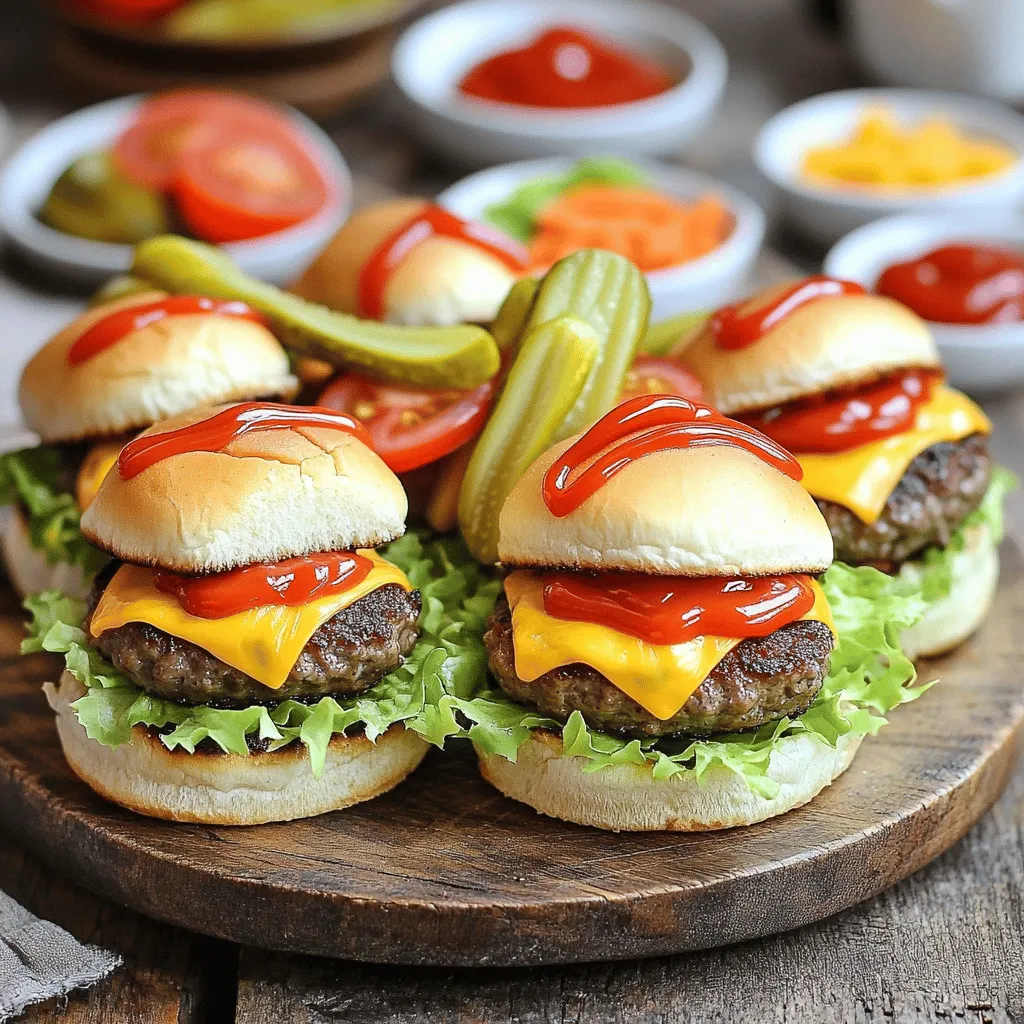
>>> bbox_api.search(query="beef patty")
[819,433,991,569]
[484,596,834,738]
[88,581,421,705]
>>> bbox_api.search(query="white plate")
[438,157,765,320]
[0,95,352,288]
[392,0,728,167]
[755,88,1024,247]
[824,213,1024,395]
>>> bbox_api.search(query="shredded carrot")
[527,186,733,272]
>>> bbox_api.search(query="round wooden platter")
[0,547,1022,968]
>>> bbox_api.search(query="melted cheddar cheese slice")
[798,386,990,525]
[504,571,834,721]
[90,550,411,691]
[75,440,124,513]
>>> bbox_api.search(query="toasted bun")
[80,404,408,573]
[899,521,999,660]
[498,439,833,575]
[2,508,94,601]
[47,672,429,824]
[683,289,941,415]
[476,727,862,831]
[291,199,517,326]
[20,291,299,444]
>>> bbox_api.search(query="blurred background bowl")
[392,0,727,167]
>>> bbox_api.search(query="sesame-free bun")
[47,672,428,825]
[476,727,862,831]
[20,291,298,444]
[80,404,408,573]
[498,438,834,576]
[291,199,518,327]
[683,288,941,415]
[2,508,94,601]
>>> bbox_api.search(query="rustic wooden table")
[1,0,1023,1020]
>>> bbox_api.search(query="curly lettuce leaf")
[449,562,930,799]
[22,532,499,778]
[484,157,649,242]
[0,447,107,580]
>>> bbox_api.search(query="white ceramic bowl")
[0,95,351,288]
[392,0,728,167]
[825,213,1024,395]
[755,88,1024,247]
[437,157,765,320]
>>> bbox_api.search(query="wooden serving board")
[0,546,1022,968]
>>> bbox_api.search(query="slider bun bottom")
[476,727,863,832]
[47,672,429,825]
[2,508,92,602]
[898,522,999,661]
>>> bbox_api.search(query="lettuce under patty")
[22,532,500,778]
[0,447,107,580]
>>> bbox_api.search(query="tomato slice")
[621,355,705,402]
[318,373,496,474]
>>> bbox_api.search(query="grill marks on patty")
[484,596,834,738]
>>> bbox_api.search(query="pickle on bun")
[1,292,298,600]
[683,277,1005,659]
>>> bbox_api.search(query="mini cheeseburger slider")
[683,276,1003,659]
[45,402,427,824]
[2,291,297,601]
[471,394,851,831]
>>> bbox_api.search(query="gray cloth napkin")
[0,889,120,1021]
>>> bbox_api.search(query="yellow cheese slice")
[798,386,991,525]
[75,440,124,512]
[504,571,834,721]
[90,550,411,690]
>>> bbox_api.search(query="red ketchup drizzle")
[710,276,867,350]
[117,402,371,480]
[153,550,373,620]
[543,571,816,646]
[740,369,942,454]
[542,394,803,518]
[68,295,267,365]
[357,204,528,320]
[875,244,1024,324]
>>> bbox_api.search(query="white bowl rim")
[0,93,351,275]
[436,155,766,287]
[392,0,728,137]
[754,86,1024,210]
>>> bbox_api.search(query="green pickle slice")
[131,236,500,389]
[642,309,711,356]
[458,315,598,565]
[489,276,538,350]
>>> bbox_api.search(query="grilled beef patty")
[87,581,421,705]
[819,433,990,569]
[484,596,833,738]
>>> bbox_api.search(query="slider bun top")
[291,198,518,327]
[20,291,298,444]
[81,404,408,574]
[683,287,941,415]
[498,437,834,576]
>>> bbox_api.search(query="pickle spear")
[642,309,711,356]
[458,315,598,564]
[489,276,538,350]
[132,235,500,389]
[524,249,650,440]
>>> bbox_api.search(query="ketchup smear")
[542,571,817,646]
[542,394,803,518]
[154,550,373,620]
[118,402,370,480]
[876,244,1024,324]
[358,204,528,320]
[459,26,675,109]
[711,276,866,350]
[69,295,267,365]
[740,368,942,454]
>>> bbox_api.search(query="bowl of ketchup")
[825,212,1024,394]
[391,0,727,166]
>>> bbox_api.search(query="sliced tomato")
[621,355,705,402]
[318,373,496,474]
